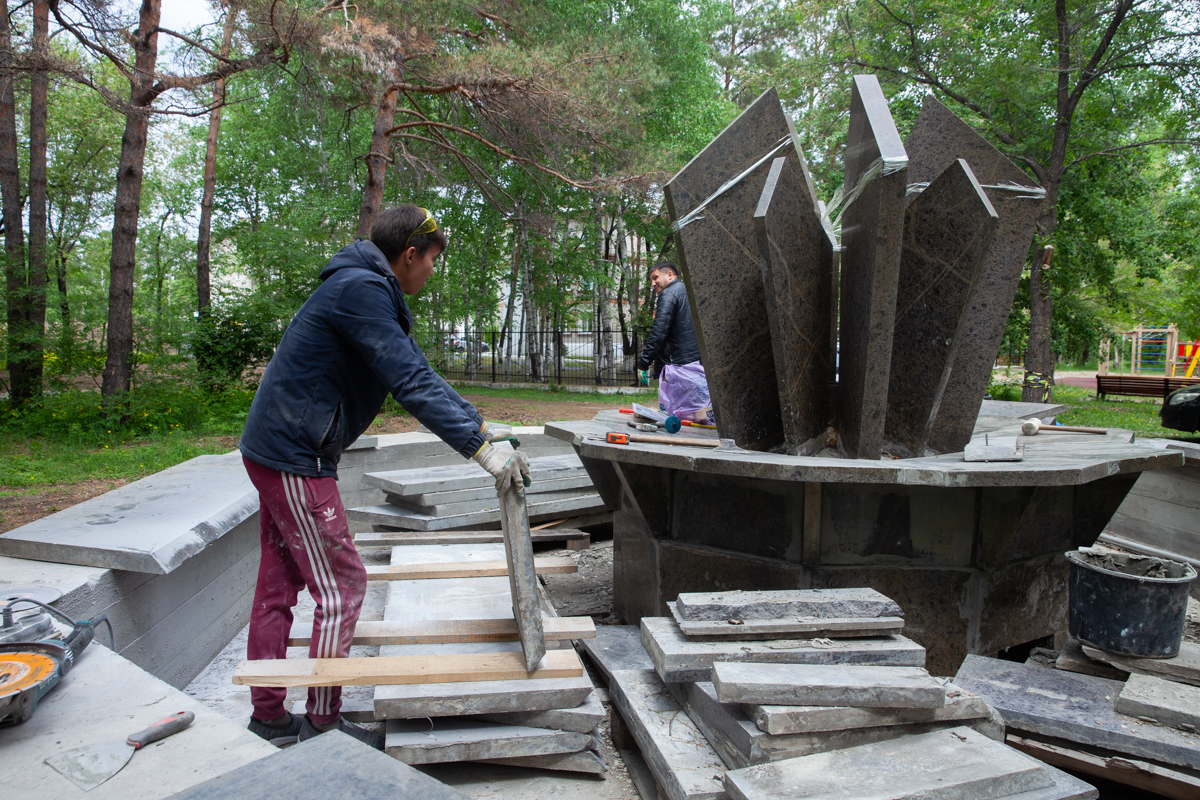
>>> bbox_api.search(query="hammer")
[1020,419,1107,436]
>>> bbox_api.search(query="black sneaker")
[298,714,384,750]
[247,712,304,745]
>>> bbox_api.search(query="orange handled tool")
[599,431,719,448]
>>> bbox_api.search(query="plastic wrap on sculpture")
[658,362,715,424]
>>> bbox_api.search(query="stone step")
[676,588,902,622]
[746,681,990,735]
[350,494,606,532]
[386,487,595,517]
[384,718,592,765]
[477,747,607,774]
[640,616,925,683]
[669,601,903,640]
[723,727,1056,800]
[477,688,606,733]
[711,662,947,708]
[1115,673,1200,733]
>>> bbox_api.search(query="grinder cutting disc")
[0,642,69,726]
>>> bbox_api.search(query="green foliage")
[192,296,280,390]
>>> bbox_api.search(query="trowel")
[45,710,194,791]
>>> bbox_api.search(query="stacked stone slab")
[348,452,606,531]
[663,78,1041,459]
[374,543,606,773]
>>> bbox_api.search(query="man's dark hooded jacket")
[637,278,701,377]
[240,240,484,478]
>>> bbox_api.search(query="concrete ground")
[184,539,642,799]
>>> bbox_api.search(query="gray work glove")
[480,421,515,443]
[473,442,531,496]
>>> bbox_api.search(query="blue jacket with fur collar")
[239,239,484,478]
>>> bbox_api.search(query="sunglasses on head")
[405,208,438,249]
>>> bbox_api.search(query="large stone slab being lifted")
[386,486,595,517]
[497,486,546,671]
[723,727,1094,800]
[0,452,255,573]
[385,718,593,765]
[746,681,990,735]
[955,654,1200,771]
[362,454,585,495]
[406,474,595,506]
[165,730,467,800]
[835,74,908,460]
[677,588,902,622]
[1115,673,1200,733]
[665,87,803,452]
[754,154,835,454]
[641,616,926,683]
[711,663,946,708]
[671,680,1001,769]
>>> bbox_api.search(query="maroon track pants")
[243,457,367,726]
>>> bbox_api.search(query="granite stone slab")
[722,727,1056,800]
[386,486,594,517]
[409,475,595,506]
[641,616,926,683]
[711,662,946,708]
[670,601,904,640]
[672,680,999,769]
[754,155,834,453]
[498,486,546,670]
[906,94,1044,454]
[954,654,1200,770]
[1116,673,1200,732]
[477,747,607,774]
[545,418,1182,488]
[478,688,605,733]
[164,730,468,800]
[665,87,806,451]
[0,452,255,573]
[384,718,592,765]
[362,454,585,495]
[747,680,990,735]
[835,74,908,460]
[884,159,998,458]
[677,587,902,621]
[579,624,655,680]
[606,668,728,800]
[349,493,606,531]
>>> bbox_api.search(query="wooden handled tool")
[1020,419,1107,436]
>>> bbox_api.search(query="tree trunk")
[500,226,518,379]
[56,249,71,369]
[102,0,161,398]
[1023,245,1055,402]
[196,3,237,315]
[356,84,398,239]
[20,0,49,396]
[0,0,29,399]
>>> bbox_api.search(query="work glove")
[473,442,531,496]
[638,370,648,386]
[480,421,515,443]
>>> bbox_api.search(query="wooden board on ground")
[499,486,547,671]
[356,528,590,549]
[232,648,582,688]
[1008,734,1200,800]
[364,557,575,581]
[1082,642,1200,688]
[287,616,596,647]
[668,602,904,640]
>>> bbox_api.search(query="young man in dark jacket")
[636,261,712,423]
[239,205,528,748]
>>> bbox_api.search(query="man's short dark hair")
[371,204,448,261]
[650,261,678,278]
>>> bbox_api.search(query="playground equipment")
[1099,325,1199,376]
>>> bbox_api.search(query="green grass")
[0,434,236,490]
[1052,384,1189,438]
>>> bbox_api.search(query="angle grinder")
[0,590,114,726]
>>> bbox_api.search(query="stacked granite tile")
[665,77,1042,459]
[374,543,606,773]
[348,453,606,532]
[582,591,1096,800]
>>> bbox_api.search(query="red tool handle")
[127,711,195,750]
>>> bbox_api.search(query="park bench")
[1095,374,1200,400]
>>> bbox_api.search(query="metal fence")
[427,329,646,386]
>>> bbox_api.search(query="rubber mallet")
[1020,419,1107,436]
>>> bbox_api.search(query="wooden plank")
[355,528,589,548]
[1008,734,1200,800]
[287,616,596,647]
[232,648,582,688]
[499,486,547,671]
[363,556,576,581]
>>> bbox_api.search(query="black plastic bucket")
[1066,548,1197,658]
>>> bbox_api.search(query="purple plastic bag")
[658,362,715,425]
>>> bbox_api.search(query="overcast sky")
[159,2,219,35]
